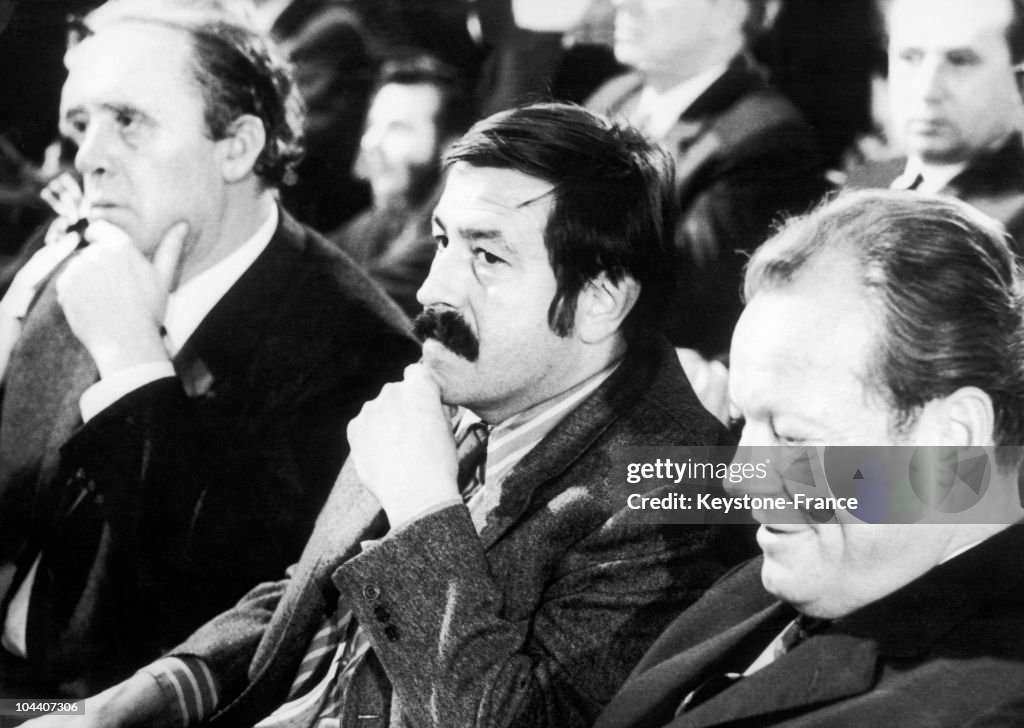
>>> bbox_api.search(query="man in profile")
[596,190,1024,726]
[0,0,416,697]
[31,103,750,728]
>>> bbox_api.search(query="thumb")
[153,221,189,292]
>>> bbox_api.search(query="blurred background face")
[354,82,444,206]
[888,0,1024,165]
[611,0,727,82]
[729,256,960,618]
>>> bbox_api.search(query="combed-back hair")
[82,0,304,187]
[745,189,1024,463]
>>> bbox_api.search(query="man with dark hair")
[854,0,1024,248]
[37,102,749,728]
[596,189,1024,727]
[243,0,379,231]
[330,54,476,316]
[587,0,829,359]
[0,0,418,698]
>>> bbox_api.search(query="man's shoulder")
[269,212,413,335]
[585,71,645,116]
[597,336,732,447]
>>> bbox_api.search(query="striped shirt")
[139,358,620,726]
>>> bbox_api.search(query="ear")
[932,386,997,448]
[575,272,641,345]
[217,114,267,184]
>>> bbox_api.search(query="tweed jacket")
[172,335,753,728]
[588,56,830,358]
[0,210,419,695]
[595,523,1024,728]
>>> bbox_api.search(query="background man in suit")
[595,189,1024,727]
[587,0,828,360]
[330,53,476,317]
[0,0,417,699]
[35,103,752,728]
[856,0,1024,248]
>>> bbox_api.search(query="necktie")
[259,421,492,727]
[774,615,829,659]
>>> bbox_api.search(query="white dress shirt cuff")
[80,362,176,422]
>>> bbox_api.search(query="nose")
[74,119,112,178]
[914,56,947,104]
[416,238,470,309]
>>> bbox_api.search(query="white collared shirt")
[633,63,728,141]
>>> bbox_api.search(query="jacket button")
[362,584,381,600]
[373,605,391,623]
[384,624,400,642]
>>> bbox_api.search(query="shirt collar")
[634,63,728,141]
[456,358,622,488]
[892,158,967,195]
[162,204,278,353]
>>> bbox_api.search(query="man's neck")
[178,189,277,285]
[642,43,742,93]
[473,339,628,426]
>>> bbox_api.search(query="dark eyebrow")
[516,188,555,210]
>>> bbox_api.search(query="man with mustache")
[32,102,746,728]
[595,190,1024,727]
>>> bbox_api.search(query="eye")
[63,114,88,142]
[946,50,979,68]
[115,109,138,130]
[473,248,505,265]
[897,48,922,65]
[433,234,449,249]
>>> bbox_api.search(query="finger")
[81,219,131,249]
[152,221,189,293]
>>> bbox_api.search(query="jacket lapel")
[612,601,791,728]
[677,524,1024,726]
[172,210,309,397]
[475,342,661,550]
[676,632,878,728]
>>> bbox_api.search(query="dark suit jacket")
[588,57,831,358]
[846,132,1024,254]
[171,336,754,728]
[0,210,419,696]
[596,523,1024,728]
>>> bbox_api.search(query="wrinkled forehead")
[732,256,879,393]
[437,163,554,225]
[62,21,198,113]
[887,0,1014,46]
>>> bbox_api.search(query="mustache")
[413,308,480,362]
